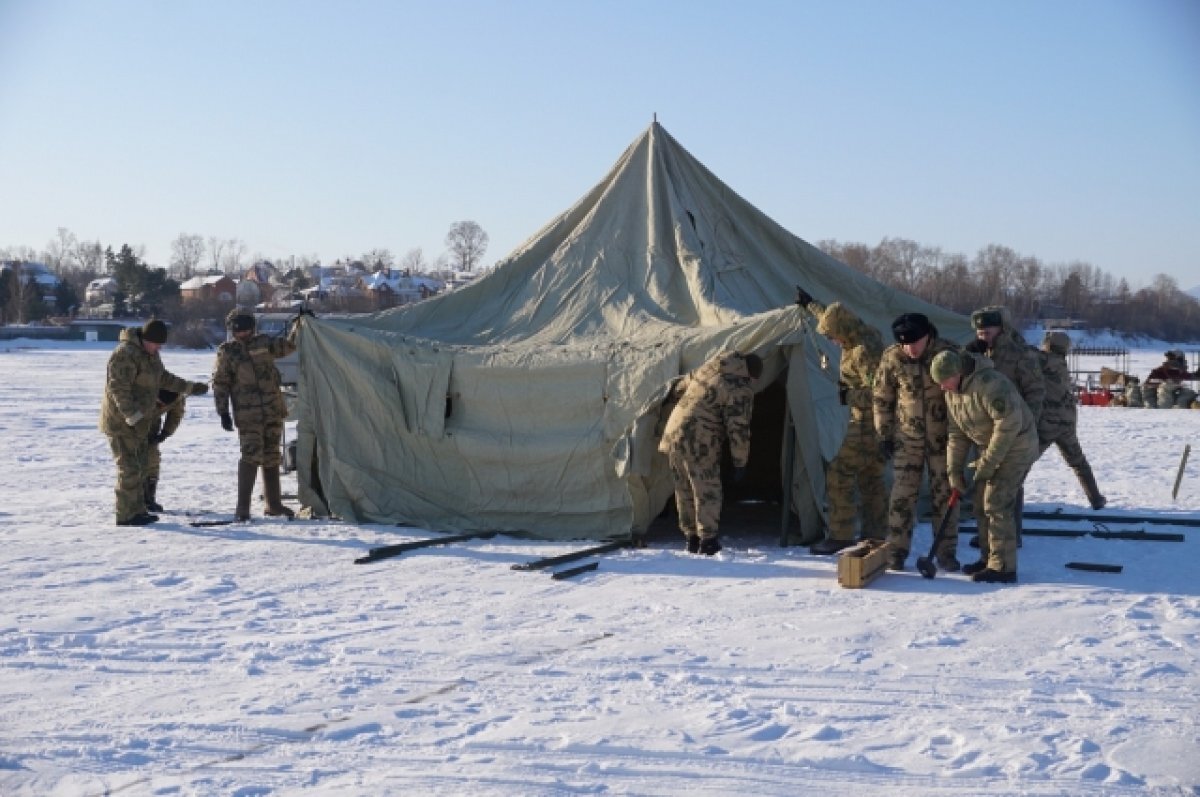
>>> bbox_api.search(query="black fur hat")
[891,313,932,344]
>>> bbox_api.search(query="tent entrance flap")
[725,379,786,504]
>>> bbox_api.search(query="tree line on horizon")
[816,237,1200,342]
[0,223,490,327]
[3,228,1198,342]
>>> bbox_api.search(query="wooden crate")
[837,540,890,588]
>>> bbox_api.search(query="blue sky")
[1,0,1197,288]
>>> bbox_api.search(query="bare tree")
[45,228,77,274]
[220,239,247,274]
[206,236,227,273]
[444,220,488,272]
[362,248,395,270]
[876,237,925,292]
[170,233,205,279]
[73,240,104,275]
[399,247,427,274]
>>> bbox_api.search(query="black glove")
[795,285,814,307]
[879,440,895,462]
[190,382,209,396]
[964,339,988,354]
[219,412,234,432]
[148,420,163,444]
[732,466,747,483]
[154,430,172,445]
[838,382,849,405]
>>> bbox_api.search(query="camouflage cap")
[1042,331,1071,355]
[816,302,860,340]
[930,349,964,383]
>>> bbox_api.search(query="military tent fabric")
[293,122,969,540]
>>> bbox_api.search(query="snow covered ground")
[1,337,1198,796]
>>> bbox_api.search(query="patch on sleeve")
[990,396,1007,414]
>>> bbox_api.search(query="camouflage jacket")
[212,330,297,428]
[873,336,958,448]
[981,309,1044,421]
[658,352,755,467]
[944,354,1038,481]
[808,300,884,423]
[99,327,199,436]
[1037,348,1076,446]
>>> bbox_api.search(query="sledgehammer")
[916,488,961,580]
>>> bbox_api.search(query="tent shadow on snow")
[292,122,970,544]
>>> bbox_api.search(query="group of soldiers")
[100,310,302,526]
[1116,349,1199,409]
[104,298,1113,581]
[659,290,1108,585]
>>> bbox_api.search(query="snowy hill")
[1189,284,1200,302]
[1,340,1198,795]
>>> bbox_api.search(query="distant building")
[1,260,61,305]
[444,270,477,291]
[179,274,237,304]
[360,268,443,308]
[241,260,291,305]
[85,276,118,305]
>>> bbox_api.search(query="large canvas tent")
[292,123,969,541]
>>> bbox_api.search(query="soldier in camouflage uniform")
[796,287,887,554]
[873,313,961,571]
[212,309,300,521]
[1038,332,1106,509]
[658,351,762,556]
[968,306,1044,546]
[99,320,208,526]
[932,349,1039,583]
[143,388,187,512]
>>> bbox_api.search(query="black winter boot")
[144,478,163,513]
[810,538,856,555]
[1075,463,1107,510]
[962,558,989,576]
[936,551,961,572]
[686,535,700,554]
[117,512,158,526]
[236,460,257,521]
[886,547,908,571]
[263,466,295,519]
[971,568,1017,584]
[698,536,722,556]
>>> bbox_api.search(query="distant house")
[241,260,288,305]
[360,268,443,308]
[85,276,118,305]
[1,260,61,305]
[180,274,237,304]
[444,270,477,291]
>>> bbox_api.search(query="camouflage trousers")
[973,452,1034,573]
[826,420,886,541]
[147,442,164,482]
[237,419,284,468]
[106,428,150,523]
[1039,428,1088,471]
[885,441,958,557]
[667,449,723,540]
